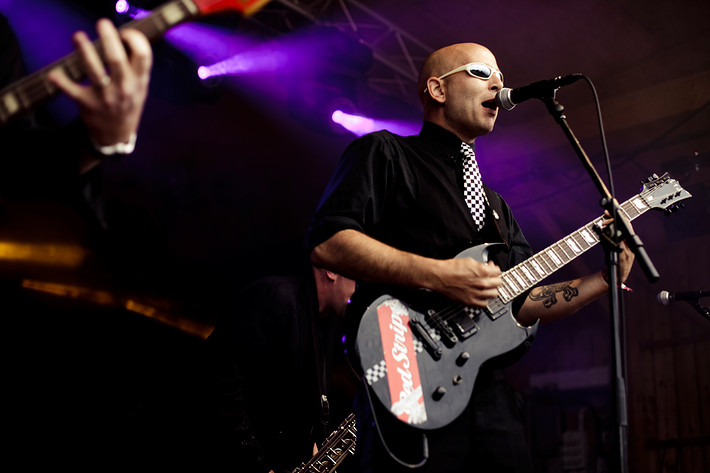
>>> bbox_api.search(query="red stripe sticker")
[376,299,427,424]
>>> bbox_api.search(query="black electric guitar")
[0,0,271,127]
[291,413,357,473]
[355,173,691,430]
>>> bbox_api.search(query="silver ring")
[98,75,111,87]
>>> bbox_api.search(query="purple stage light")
[331,110,374,136]
[116,2,150,19]
[332,110,419,137]
[198,45,293,80]
[196,27,357,81]
[197,66,211,80]
[115,0,130,14]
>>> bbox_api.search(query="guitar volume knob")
[433,386,446,400]
[456,352,470,366]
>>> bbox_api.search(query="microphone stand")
[689,300,710,322]
[540,93,660,473]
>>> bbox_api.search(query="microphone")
[657,290,710,306]
[495,74,584,111]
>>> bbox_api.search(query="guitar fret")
[542,253,556,272]
[498,285,511,301]
[503,275,520,294]
[511,270,527,288]
[556,242,571,261]
[546,248,562,267]
[575,231,592,250]
[574,232,589,250]
[565,237,582,254]
[580,227,597,245]
[499,276,515,296]
[520,264,536,285]
[529,259,546,278]
[618,205,632,221]
[536,254,552,274]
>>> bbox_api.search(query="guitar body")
[353,174,691,431]
[355,243,538,431]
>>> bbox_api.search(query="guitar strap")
[483,185,511,250]
[309,311,333,440]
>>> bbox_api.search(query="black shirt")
[307,122,538,472]
[308,121,533,309]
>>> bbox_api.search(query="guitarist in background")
[307,42,635,472]
[205,261,356,472]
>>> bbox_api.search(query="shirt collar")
[419,121,475,156]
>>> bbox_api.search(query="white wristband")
[91,133,137,156]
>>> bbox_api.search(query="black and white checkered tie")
[460,142,486,230]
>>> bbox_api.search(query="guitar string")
[424,198,645,328]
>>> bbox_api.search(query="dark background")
[1,0,709,471]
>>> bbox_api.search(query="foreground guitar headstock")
[191,0,271,17]
[639,173,692,216]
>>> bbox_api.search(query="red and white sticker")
[376,299,427,425]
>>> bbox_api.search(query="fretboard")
[0,0,200,126]
[496,192,652,303]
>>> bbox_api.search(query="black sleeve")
[1,14,90,206]
[204,276,314,473]
[307,131,401,252]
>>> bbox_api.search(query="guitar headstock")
[639,173,692,215]
[191,0,271,17]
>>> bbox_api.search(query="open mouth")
[482,99,497,110]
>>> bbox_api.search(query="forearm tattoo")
[528,282,579,308]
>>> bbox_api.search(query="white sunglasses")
[424,62,504,93]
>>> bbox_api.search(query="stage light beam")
[331,110,419,137]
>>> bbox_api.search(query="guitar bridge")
[426,309,458,346]
[409,315,443,360]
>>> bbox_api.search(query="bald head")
[418,43,498,107]
[417,43,503,142]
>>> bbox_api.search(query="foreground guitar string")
[291,413,357,473]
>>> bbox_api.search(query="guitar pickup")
[409,316,443,360]
[452,315,478,339]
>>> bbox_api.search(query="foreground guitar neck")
[291,413,356,473]
[0,0,269,126]
[497,191,651,303]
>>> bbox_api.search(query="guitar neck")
[0,0,271,126]
[292,413,356,473]
[496,193,650,302]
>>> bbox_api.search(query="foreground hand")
[433,258,502,307]
[601,209,636,284]
[47,18,152,146]
[617,240,635,283]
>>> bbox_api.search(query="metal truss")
[247,0,433,107]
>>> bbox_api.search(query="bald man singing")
[307,43,634,472]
